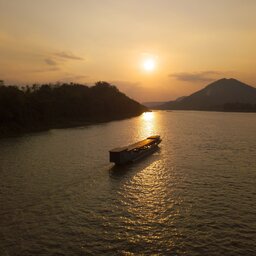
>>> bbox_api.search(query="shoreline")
[153,108,256,113]
[0,113,144,139]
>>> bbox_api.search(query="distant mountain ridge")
[157,78,256,111]
[143,101,167,108]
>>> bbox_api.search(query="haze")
[1,0,256,102]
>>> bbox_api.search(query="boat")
[109,135,162,165]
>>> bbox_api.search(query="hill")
[142,101,167,108]
[157,78,256,111]
[0,81,147,137]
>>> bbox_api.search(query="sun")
[142,58,156,72]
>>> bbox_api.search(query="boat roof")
[127,138,155,151]
[147,135,160,140]
[110,135,160,153]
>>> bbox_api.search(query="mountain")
[0,81,148,137]
[143,98,187,108]
[143,101,167,108]
[175,96,187,102]
[157,78,256,111]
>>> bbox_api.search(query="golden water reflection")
[122,160,170,221]
[139,112,158,137]
[118,157,179,248]
[112,111,178,247]
[142,112,154,122]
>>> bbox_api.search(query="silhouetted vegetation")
[0,81,147,137]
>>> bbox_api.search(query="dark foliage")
[0,81,147,136]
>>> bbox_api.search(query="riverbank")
[0,82,147,138]
[0,113,144,139]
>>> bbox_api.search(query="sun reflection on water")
[122,160,169,221]
[117,158,180,249]
[110,111,179,248]
[140,112,157,137]
[142,111,154,121]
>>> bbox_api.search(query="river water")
[0,111,256,255]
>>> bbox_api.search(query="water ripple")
[1,111,256,255]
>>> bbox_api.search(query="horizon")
[1,0,256,101]
[1,77,255,104]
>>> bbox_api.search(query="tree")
[0,82,147,137]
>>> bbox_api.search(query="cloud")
[31,67,60,73]
[54,51,84,60]
[170,71,221,83]
[44,58,58,66]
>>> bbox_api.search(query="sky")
[1,0,256,102]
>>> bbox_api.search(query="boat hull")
[130,143,160,163]
[109,136,161,165]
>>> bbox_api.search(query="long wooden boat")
[109,135,161,165]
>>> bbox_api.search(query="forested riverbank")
[0,81,147,137]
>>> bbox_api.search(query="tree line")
[0,81,147,136]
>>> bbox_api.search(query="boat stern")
[109,147,130,165]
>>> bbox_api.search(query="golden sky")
[1,0,256,102]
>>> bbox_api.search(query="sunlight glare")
[143,58,156,72]
[142,112,154,121]
[140,111,156,137]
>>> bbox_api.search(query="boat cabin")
[109,135,161,165]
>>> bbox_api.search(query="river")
[0,111,256,255]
